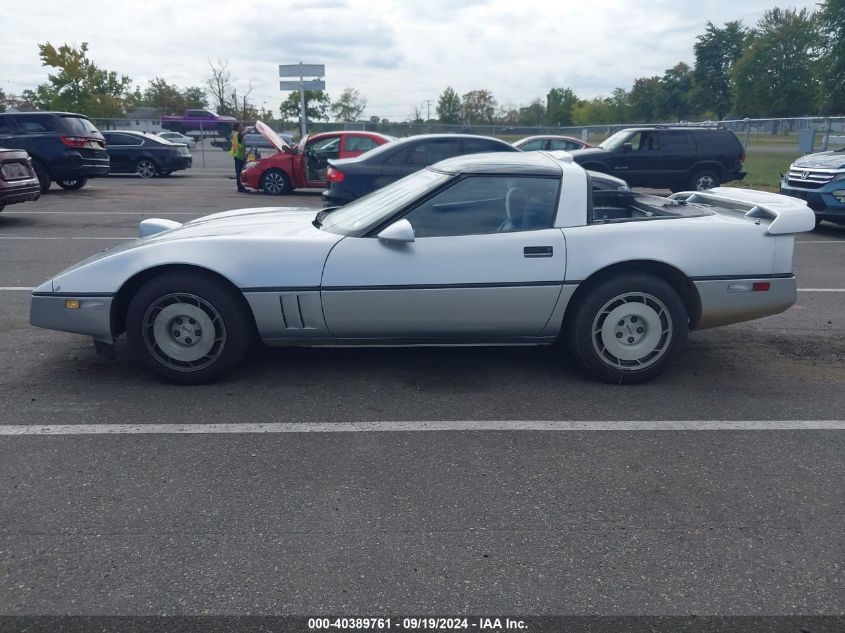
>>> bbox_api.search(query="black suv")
[0,112,109,192]
[569,126,746,191]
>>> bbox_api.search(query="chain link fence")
[87,115,845,156]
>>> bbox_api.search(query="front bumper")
[30,293,115,344]
[694,276,796,330]
[780,181,845,222]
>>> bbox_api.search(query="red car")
[513,135,594,151]
[240,124,394,195]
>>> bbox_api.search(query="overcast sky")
[2,0,820,120]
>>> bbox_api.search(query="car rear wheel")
[126,272,253,384]
[261,169,290,195]
[57,177,88,190]
[689,169,720,191]
[32,159,52,193]
[566,274,688,384]
[136,158,157,179]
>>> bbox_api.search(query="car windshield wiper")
[313,207,341,229]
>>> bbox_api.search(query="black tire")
[135,158,158,179]
[126,272,253,384]
[689,169,720,191]
[260,169,291,195]
[169,123,183,134]
[57,177,88,190]
[566,274,688,384]
[814,215,824,228]
[32,159,52,193]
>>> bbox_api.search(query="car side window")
[405,140,463,165]
[346,136,377,152]
[629,131,660,152]
[11,115,57,133]
[105,133,143,146]
[519,139,546,151]
[463,139,508,154]
[662,131,697,153]
[403,175,559,238]
[549,139,579,151]
[0,117,15,135]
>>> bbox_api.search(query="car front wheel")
[136,158,157,179]
[567,274,688,384]
[260,169,290,195]
[126,272,253,384]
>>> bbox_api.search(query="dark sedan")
[0,148,40,212]
[102,131,192,178]
[322,134,519,207]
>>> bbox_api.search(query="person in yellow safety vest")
[230,123,247,193]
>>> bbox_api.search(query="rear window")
[695,130,742,155]
[61,116,100,136]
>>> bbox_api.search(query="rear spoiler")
[669,187,816,235]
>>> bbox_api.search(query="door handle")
[524,246,553,258]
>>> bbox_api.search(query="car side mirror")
[377,219,415,243]
[621,142,633,153]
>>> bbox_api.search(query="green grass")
[730,149,801,192]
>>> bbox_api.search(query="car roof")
[431,151,563,176]
[517,135,582,142]
[620,126,729,132]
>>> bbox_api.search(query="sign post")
[279,63,325,138]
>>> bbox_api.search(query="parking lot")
[1,169,844,617]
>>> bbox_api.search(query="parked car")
[779,146,845,226]
[568,126,746,191]
[29,151,814,385]
[0,148,40,212]
[322,134,519,206]
[0,111,109,192]
[160,110,236,136]
[102,131,192,178]
[239,125,393,195]
[514,135,593,151]
[157,131,196,149]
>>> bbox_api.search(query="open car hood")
[255,120,291,153]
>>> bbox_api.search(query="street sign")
[279,80,325,91]
[279,64,325,77]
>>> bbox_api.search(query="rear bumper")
[321,189,355,207]
[160,156,192,171]
[50,151,110,179]
[30,293,115,344]
[694,276,796,329]
[0,183,40,207]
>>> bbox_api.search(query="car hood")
[148,206,321,240]
[255,120,292,153]
[792,150,845,170]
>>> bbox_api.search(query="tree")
[0,88,6,113]
[818,0,845,113]
[461,89,497,124]
[691,21,747,119]
[331,88,367,122]
[206,58,234,115]
[280,90,330,122]
[517,98,546,126]
[141,77,185,114]
[545,87,578,126]
[732,8,821,117]
[656,62,693,121]
[571,97,615,125]
[436,86,462,123]
[182,87,208,109]
[627,76,662,122]
[607,88,630,123]
[29,42,131,117]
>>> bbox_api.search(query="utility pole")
[424,99,433,122]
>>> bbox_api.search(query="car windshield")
[597,130,632,151]
[319,168,451,235]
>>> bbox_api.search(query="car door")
[304,135,341,185]
[340,134,379,159]
[609,130,664,187]
[321,174,566,339]
[660,130,698,187]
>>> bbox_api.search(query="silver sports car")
[30,152,815,384]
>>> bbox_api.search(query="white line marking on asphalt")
[0,287,32,291]
[799,288,845,292]
[796,240,845,244]
[3,211,205,216]
[1,420,844,435]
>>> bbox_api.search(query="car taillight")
[740,151,746,162]
[327,166,345,183]
[60,136,89,148]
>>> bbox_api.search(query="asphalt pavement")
[0,169,843,621]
